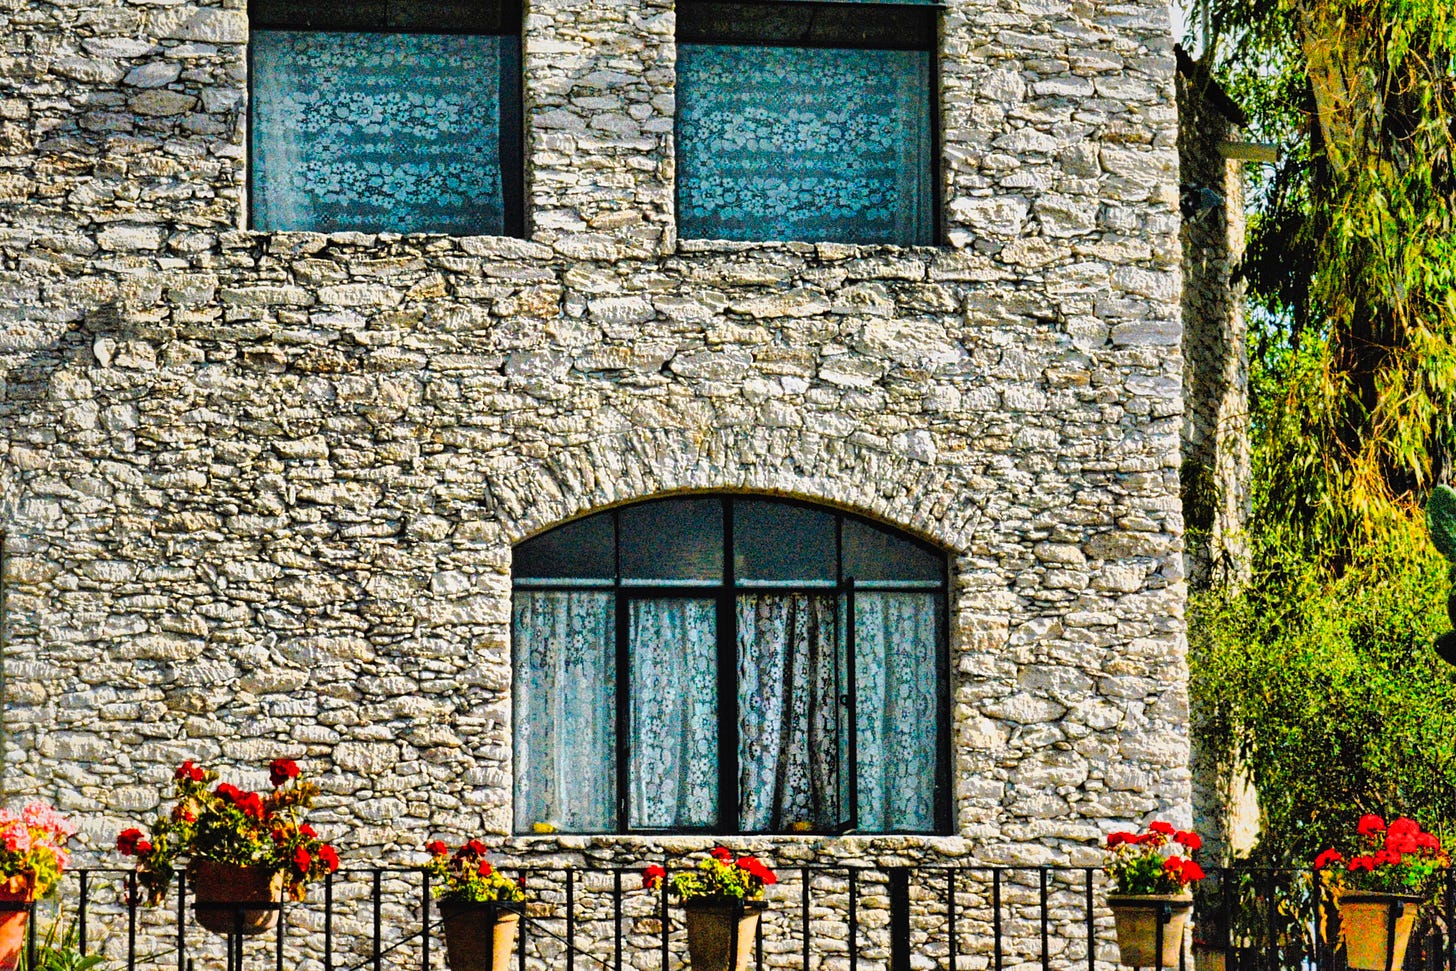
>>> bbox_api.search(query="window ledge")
[674,238,952,259]
[501,833,969,856]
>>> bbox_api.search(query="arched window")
[512,496,948,835]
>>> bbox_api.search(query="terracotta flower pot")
[682,898,766,971]
[438,900,521,971]
[1108,893,1192,968]
[191,861,284,936]
[1192,943,1226,971]
[1336,892,1422,971]
[0,874,34,971]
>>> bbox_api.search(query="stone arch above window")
[511,494,950,836]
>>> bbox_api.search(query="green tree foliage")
[1185,0,1456,865]
[1190,529,1456,864]
[1195,0,1456,559]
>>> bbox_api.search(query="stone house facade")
[0,0,1191,962]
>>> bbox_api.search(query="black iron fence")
[14,864,1456,971]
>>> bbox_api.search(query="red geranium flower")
[1387,817,1419,839]
[1181,860,1206,882]
[293,846,311,873]
[269,759,301,788]
[465,839,488,857]
[736,856,777,885]
[477,861,494,877]
[1347,856,1376,872]
[426,840,449,857]
[1148,821,1176,836]
[117,828,143,856]
[174,761,205,783]
[1175,830,1203,851]
[299,824,316,839]
[1357,814,1386,836]
[642,864,667,889]
[135,840,152,855]
[1106,832,1133,848]
[318,845,339,873]
[1314,849,1344,870]
[711,847,733,862]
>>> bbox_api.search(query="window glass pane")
[676,44,932,245]
[842,516,944,583]
[855,592,939,831]
[734,500,835,583]
[619,498,723,582]
[513,513,615,581]
[629,599,719,829]
[737,594,842,832]
[677,2,936,48]
[251,0,518,31]
[513,591,615,833]
[252,31,510,234]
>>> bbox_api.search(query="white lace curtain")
[513,589,939,833]
[512,591,616,832]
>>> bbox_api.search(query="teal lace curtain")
[855,592,940,831]
[737,594,845,832]
[251,32,512,234]
[676,44,933,244]
[512,592,615,833]
[628,599,720,830]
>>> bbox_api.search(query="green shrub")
[1190,527,1456,864]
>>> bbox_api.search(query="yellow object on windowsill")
[789,821,813,833]
[532,822,557,834]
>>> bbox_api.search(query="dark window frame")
[673,0,944,246]
[245,0,524,236]
[512,495,953,836]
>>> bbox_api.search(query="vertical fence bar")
[276,899,286,971]
[1446,867,1455,971]
[26,897,36,969]
[849,870,859,971]
[756,899,763,970]
[1312,867,1323,971]
[1039,868,1049,971]
[324,871,334,971]
[661,862,670,971]
[992,869,1002,971]
[374,868,383,971]
[422,870,431,971]
[518,894,527,971]
[1221,867,1234,971]
[1154,900,1166,971]
[802,868,811,971]
[566,870,575,971]
[947,870,957,971]
[177,869,188,971]
[889,868,910,971]
[614,869,623,971]
[1085,868,1094,971]
[1263,869,1276,971]
[127,871,138,971]
[79,870,88,956]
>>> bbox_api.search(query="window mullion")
[718,498,739,834]
[846,576,858,833]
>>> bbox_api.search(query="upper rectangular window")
[248,0,523,236]
[675,0,939,246]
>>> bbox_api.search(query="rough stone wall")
[1176,64,1250,593]
[1,0,1189,962]
[1175,59,1254,869]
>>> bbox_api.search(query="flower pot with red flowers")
[0,803,76,971]
[642,848,776,971]
[116,759,341,937]
[423,840,527,971]
[1312,814,1448,971]
[1102,822,1205,968]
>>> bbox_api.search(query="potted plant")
[0,803,76,971]
[1103,822,1205,968]
[1312,814,1448,971]
[116,759,339,936]
[423,839,527,971]
[642,847,777,971]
